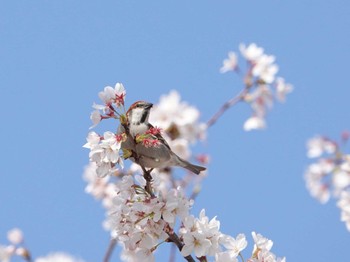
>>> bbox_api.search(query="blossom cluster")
[84,89,209,252]
[90,82,127,128]
[35,253,84,262]
[84,162,286,261]
[83,83,129,178]
[0,229,83,262]
[179,210,285,262]
[84,85,285,261]
[98,174,285,262]
[220,43,293,131]
[247,232,286,262]
[179,209,248,260]
[83,131,126,178]
[304,133,350,231]
[104,175,192,262]
[0,228,29,262]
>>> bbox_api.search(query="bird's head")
[126,101,153,125]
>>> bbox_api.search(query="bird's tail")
[178,157,206,175]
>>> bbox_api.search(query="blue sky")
[1,1,349,261]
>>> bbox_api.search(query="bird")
[120,101,206,175]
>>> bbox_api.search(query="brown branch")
[206,85,250,128]
[103,238,117,262]
[23,249,32,262]
[140,166,155,197]
[166,230,195,262]
[197,256,208,262]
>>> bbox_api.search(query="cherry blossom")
[98,82,126,107]
[7,228,23,245]
[305,133,350,231]
[219,43,292,131]
[304,161,331,204]
[89,110,102,128]
[0,245,12,262]
[180,210,235,258]
[88,83,127,128]
[0,228,32,262]
[275,77,293,102]
[220,51,238,73]
[252,54,279,84]
[219,233,247,258]
[35,252,85,262]
[307,136,337,158]
[244,116,266,131]
[239,43,264,62]
[249,232,286,262]
[337,191,350,231]
[83,162,117,209]
[215,251,239,262]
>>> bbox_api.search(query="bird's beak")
[146,102,153,109]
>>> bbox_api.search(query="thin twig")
[239,252,245,262]
[103,238,117,262]
[206,86,250,128]
[23,251,32,262]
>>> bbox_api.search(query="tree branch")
[103,238,117,262]
[140,166,155,197]
[166,230,195,262]
[206,85,250,128]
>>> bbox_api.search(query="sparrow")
[120,101,206,175]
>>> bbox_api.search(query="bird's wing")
[148,123,172,150]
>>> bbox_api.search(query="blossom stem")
[103,238,117,262]
[239,252,245,262]
[24,253,33,262]
[206,85,250,128]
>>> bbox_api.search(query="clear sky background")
[1,1,349,261]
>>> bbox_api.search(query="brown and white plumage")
[120,101,206,175]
